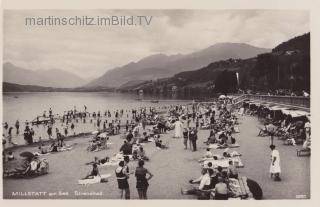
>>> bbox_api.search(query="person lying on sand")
[85,156,110,165]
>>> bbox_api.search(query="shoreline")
[3,132,92,152]
[3,115,310,199]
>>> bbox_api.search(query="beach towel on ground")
[33,152,51,156]
[208,143,240,149]
[202,157,244,168]
[78,174,111,185]
[202,159,229,168]
[208,144,220,149]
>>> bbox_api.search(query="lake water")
[2,92,190,145]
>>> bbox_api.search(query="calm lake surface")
[2,92,190,145]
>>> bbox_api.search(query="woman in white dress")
[173,119,183,138]
[269,145,281,181]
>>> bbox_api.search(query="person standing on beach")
[123,156,131,199]
[183,128,189,149]
[49,108,53,117]
[71,123,75,135]
[115,161,130,199]
[266,122,277,145]
[269,145,281,181]
[189,127,198,151]
[135,160,153,199]
[15,120,20,134]
[64,125,68,136]
[47,125,53,139]
[173,118,183,138]
[3,122,9,135]
[8,127,13,144]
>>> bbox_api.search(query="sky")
[3,10,309,80]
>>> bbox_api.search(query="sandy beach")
[3,114,310,199]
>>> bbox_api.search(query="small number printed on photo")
[296,194,308,199]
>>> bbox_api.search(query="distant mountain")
[2,82,114,92]
[118,80,150,90]
[3,62,87,88]
[124,33,310,95]
[3,82,58,92]
[87,43,270,88]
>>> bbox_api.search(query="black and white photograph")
[1,4,314,202]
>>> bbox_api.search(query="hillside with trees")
[120,33,310,98]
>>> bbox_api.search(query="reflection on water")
[2,92,189,145]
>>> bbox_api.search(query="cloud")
[3,10,309,79]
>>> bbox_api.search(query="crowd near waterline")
[2,96,311,199]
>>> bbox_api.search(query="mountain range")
[86,43,271,88]
[126,33,310,95]
[3,63,87,88]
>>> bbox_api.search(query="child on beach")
[83,163,100,179]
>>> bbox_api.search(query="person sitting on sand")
[217,134,228,148]
[133,145,149,161]
[137,146,149,161]
[204,148,213,158]
[83,163,100,179]
[49,141,59,152]
[258,123,268,136]
[126,130,134,143]
[137,132,149,143]
[38,143,49,154]
[7,151,15,161]
[206,130,217,145]
[214,177,229,200]
[154,138,167,149]
[228,160,238,179]
[182,168,214,199]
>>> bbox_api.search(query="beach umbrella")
[98,132,108,138]
[246,178,263,200]
[20,151,35,159]
[92,130,99,135]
